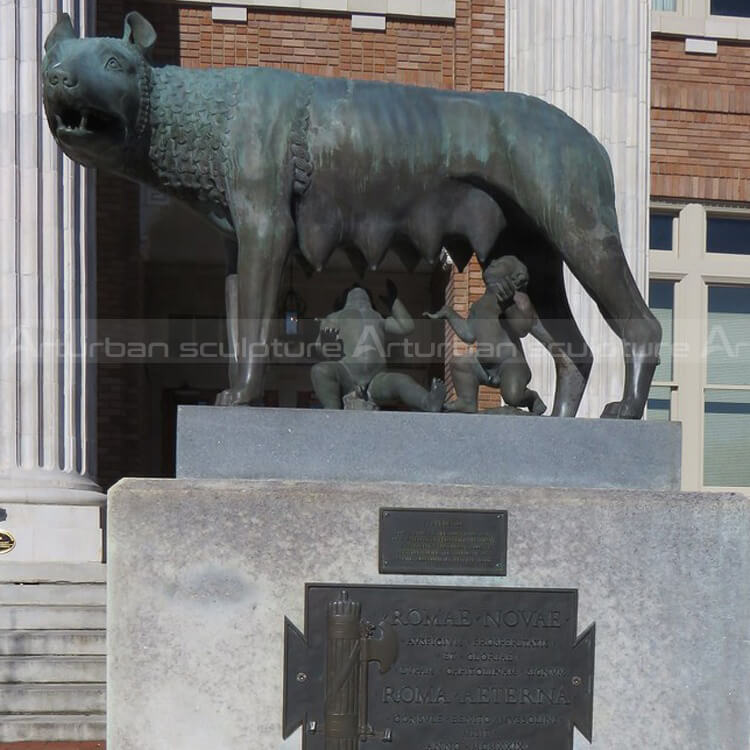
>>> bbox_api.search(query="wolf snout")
[45,68,77,89]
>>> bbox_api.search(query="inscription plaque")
[284,585,595,750]
[379,509,508,576]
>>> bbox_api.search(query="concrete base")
[0,503,102,562]
[108,479,749,750]
[0,562,107,584]
[0,561,106,743]
[0,469,104,562]
[176,407,682,491]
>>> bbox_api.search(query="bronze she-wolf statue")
[41,12,661,418]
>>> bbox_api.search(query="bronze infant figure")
[426,256,546,415]
[312,283,445,412]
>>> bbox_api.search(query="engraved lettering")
[398,665,436,676]
[391,609,406,626]
[502,714,558,727]
[387,609,561,629]
[466,639,549,651]
[406,636,463,647]
[481,610,563,629]
[526,666,567,678]
[445,666,518,677]
[456,686,571,705]
[383,686,451,705]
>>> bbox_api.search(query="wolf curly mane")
[140,65,242,207]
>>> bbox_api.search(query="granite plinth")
[107,478,749,750]
[176,407,681,490]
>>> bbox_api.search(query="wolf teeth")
[56,107,84,130]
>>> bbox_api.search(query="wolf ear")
[44,13,76,52]
[123,12,157,58]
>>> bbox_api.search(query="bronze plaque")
[379,508,508,576]
[284,584,595,750]
[0,530,15,554]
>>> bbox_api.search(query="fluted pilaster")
[506,0,651,417]
[0,0,102,559]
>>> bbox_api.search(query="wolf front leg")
[216,212,294,406]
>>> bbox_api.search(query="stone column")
[505,0,651,418]
[0,0,103,561]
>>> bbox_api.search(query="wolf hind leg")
[562,232,661,419]
[526,258,593,418]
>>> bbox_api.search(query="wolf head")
[42,12,156,170]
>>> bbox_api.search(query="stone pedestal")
[0,0,104,561]
[108,478,749,750]
[177,406,681,490]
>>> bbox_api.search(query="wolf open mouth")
[55,106,121,137]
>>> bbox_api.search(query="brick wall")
[447,0,504,408]
[652,35,750,202]
[183,8,453,85]
[446,258,502,409]
[94,0,505,486]
[102,0,503,86]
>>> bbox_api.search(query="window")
[704,286,750,486]
[704,390,750,485]
[711,0,750,17]
[650,203,750,490]
[707,216,750,255]
[650,280,675,382]
[647,280,676,424]
[652,0,750,42]
[648,385,673,421]
[650,213,675,251]
[706,286,750,385]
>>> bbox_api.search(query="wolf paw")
[600,400,643,419]
[215,388,254,406]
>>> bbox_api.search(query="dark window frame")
[707,215,750,256]
[650,212,675,252]
[710,0,750,18]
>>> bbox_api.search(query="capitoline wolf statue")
[42,12,661,418]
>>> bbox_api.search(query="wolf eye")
[105,56,122,71]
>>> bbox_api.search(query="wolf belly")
[295,177,507,272]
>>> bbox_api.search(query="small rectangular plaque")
[284,584,595,750]
[379,508,508,576]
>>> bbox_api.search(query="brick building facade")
[648,17,750,491]
[652,35,750,202]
